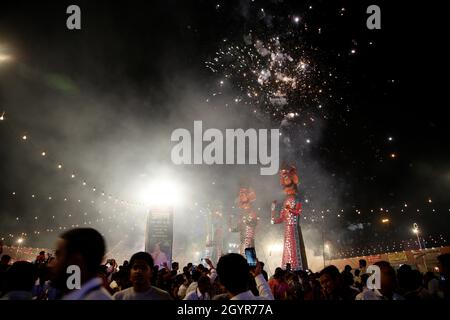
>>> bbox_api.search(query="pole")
[417,233,428,271]
[16,243,22,259]
[322,228,326,268]
[416,233,422,250]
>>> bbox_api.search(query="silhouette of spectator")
[437,254,450,300]
[216,253,273,300]
[1,261,37,300]
[319,265,358,300]
[50,228,112,300]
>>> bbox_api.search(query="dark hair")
[192,269,202,282]
[129,251,154,269]
[39,251,45,255]
[354,269,360,276]
[60,228,105,274]
[1,254,11,263]
[197,264,206,272]
[375,261,395,278]
[198,275,211,287]
[359,259,367,267]
[174,274,185,286]
[319,265,340,279]
[360,273,369,285]
[273,267,285,280]
[217,253,250,295]
[6,261,37,292]
[98,265,108,275]
[438,254,450,269]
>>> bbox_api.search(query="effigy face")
[279,165,299,194]
[280,174,293,187]
[238,188,256,209]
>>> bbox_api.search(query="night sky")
[0,0,448,262]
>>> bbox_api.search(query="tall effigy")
[230,187,258,255]
[271,166,308,270]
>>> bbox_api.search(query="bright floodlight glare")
[412,228,419,234]
[0,54,12,63]
[17,238,23,244]
[268,243,283,253]
[0,44,13,63]
[138,177,185,208]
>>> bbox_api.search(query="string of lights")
[0,111,146,208]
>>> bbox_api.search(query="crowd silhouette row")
[1,228,449,300]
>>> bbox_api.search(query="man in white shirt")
[50,228,112,300]
[185,258,218,297]
[113,251,172,300]
[184,275,211,300]
[216,253,274,300]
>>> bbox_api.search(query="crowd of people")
[0,228,449,301]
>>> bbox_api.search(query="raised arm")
[288,201,302,216]
[271,201,283,224]
[252,261,274,300]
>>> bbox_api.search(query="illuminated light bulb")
[22,135,27,140]
[31,194,35,198]
[71,174,75,178]
[390,153,396,158]
[293,16,300,23]
[428,198,432,203]
[12,192,15,195]
[41,151,46,156]
[82,181,86,186]
[57,164,62,169]
[0,112,5,121]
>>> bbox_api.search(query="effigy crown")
[279,165,299,185]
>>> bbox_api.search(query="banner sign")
[145,207,174,268]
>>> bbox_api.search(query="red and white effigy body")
[271,166,308,271]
